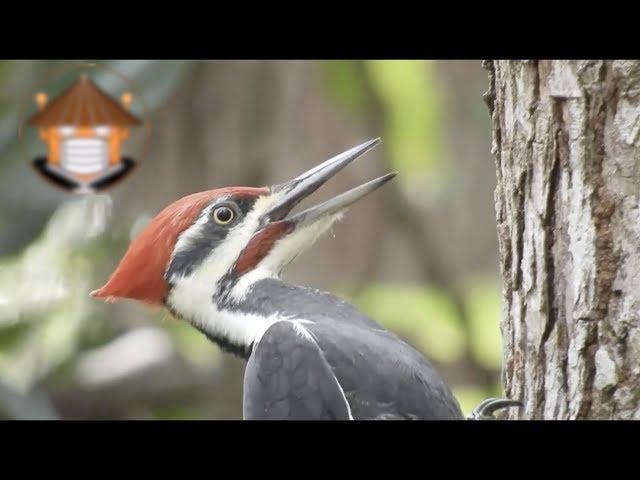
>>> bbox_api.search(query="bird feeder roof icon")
[26,73,143,193]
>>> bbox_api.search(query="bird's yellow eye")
[213,206,235,225]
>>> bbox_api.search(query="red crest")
[91,187,267,305]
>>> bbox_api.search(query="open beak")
[263,138,395,228]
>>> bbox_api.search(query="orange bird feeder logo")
[23,68,147,193]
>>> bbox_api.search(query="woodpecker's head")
[92,139,394,350]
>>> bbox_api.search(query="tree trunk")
[485,60,640,419]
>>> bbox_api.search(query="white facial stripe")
[229,211,345,302]
[168,194,275,283]
[168,197,230,273]
[167,193,281,346]
[167,190,345,350]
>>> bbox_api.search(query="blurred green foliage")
[354,283,467,363]
[0,61,199,419]
[319,61,368,116]
[365,60,450,198]
[463,277,503,370]
[321,60,504,416]
[321,60,450,199]
[353,279,504,416]
[0,196,111,390]
[353,279,503,371]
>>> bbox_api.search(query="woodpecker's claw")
[467,397,522,420]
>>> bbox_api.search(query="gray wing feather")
[243,321,352,420]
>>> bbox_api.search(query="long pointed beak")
[263,138,392,225]
[288,172,396,227]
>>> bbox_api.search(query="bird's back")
[240,279,464,420]
[307,317,463,420]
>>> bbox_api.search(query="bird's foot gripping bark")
[467,397,522,420]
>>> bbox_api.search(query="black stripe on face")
[165,196,259,282]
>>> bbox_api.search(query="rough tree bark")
[485,60,640,419]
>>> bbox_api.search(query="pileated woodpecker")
[92,139,520,420]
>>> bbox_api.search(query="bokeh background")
[0,60,501,419]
